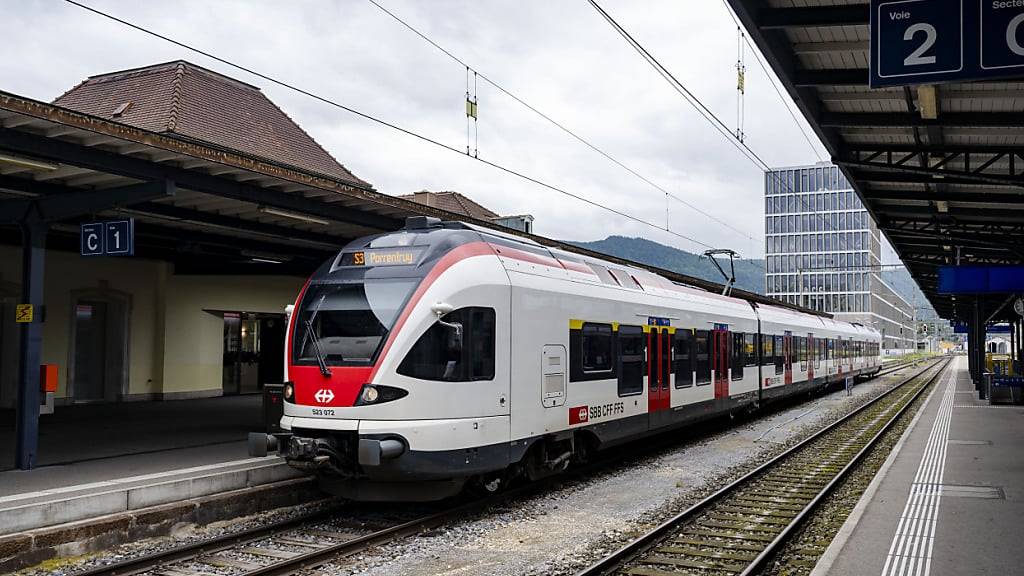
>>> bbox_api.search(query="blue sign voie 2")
[871,0,1024,87]
[81,219,134,257]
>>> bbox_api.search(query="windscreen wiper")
[302,295,331,377]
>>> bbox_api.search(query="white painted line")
[880,365,957,576]
[810,359,951,576]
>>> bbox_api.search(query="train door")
[712,326,729,399]
[807,334,814,382]
[783,331,793,385]
[647,327,672,427]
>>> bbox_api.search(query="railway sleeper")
[685,529,777,543]
[717,505,798,519]
[669,537,765,553]
[731,497,805,511]
[654,545,759,562]
[700,519,783,533]
[708,512,793,527]
[238,547,299,560]
[644,553,746,572]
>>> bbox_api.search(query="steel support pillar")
[14,221,46,470]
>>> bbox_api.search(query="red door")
[784,332,793,385]
[807,334,814,382]
[647,328,671,422]
[713,329,729,399]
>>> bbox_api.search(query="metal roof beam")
[0,179,174,225]
[0,174,350,249]
[757,6,868,29]
[0,127,402,231]
[862,187,1024,203]
[794,69,869,87]
[822,112,1024,128]
[845,163,1024,188]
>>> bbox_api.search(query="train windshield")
[292,278,418,366]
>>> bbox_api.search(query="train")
[249,217,882,501]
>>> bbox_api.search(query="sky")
[1,0,840,260]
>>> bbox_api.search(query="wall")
[0,245,304,405]
[160,275,303,397]
[0,245,167,403]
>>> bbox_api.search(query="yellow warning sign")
[15,304,33,323]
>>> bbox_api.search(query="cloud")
[2,0,830,258]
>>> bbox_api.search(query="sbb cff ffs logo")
[569,405,589,425]
[315,389,335,404]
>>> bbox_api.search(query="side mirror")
[431,302,462,354]
[431,302,454,317]
[445,322,464,353]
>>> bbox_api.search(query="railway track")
[575,357,950,576]
[75,360,936,576]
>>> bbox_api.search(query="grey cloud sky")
[3,0,835,258]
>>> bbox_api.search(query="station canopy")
[728,0,1024,322]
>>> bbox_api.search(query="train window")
[695,330,711,385]
[761,333,774,366]
[608,269,641,289]
[617,325,644,396]
[397,307,495,382]
[774,335,784,375]
[816,339,823,368]
[582,323,614,372]
[731,333,744,380]
[744,333,757,367]
[588,264,619,286]
[674,330,693,388]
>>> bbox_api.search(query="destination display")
[338,247,424,267]
[870,0,1024,87]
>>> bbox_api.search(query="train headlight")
[355,384,408,406]
[283,382,294,402]
[361,385,380,404]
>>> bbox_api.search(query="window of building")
[675,329,693,388]
[582,323,613,372]
[695,330,711,385]
[397,307,495,381]
[617,325,644,396]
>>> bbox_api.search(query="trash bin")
[263,383,285,433]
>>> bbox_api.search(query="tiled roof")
[53,60,369,188]
[399,190,499,220]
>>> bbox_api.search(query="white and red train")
[250,217,882,500]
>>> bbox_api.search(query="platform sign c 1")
[81,219,133,257]
[870,0,1024,87]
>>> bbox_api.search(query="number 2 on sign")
[904,23,937,66]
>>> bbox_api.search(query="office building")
[764,162,915,353]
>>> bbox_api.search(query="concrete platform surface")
[0,395,299,535]
[0,395,262,473]
[815,356,1024,576]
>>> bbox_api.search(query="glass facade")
[764,163,915,351]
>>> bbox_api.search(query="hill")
[567,236,766,294]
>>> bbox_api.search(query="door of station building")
[783,331,793,385]
[70,295,128,403]
[222,312,286,395]
[647,327,672,425]
[713,328,729,399]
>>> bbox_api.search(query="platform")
[815,356,1024,576]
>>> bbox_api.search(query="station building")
[0,61,392,408]
[764,162,916,353]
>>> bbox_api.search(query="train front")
[250,219,513,501]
